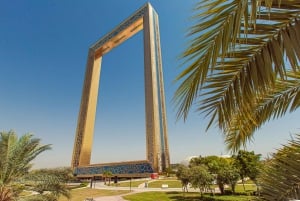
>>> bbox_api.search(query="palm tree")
[259,133,300,200]
[0,130,70,200]
[24,168,72,201]
[174,0,300,151]
[102,171,113,186]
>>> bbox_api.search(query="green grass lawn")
[148,180,182,188]
[19,191,33,197]
[123,191,257,201]
[110,180,148,187]
[109,179,257,193]
[234,184,257,192]
[58,188,130,201]
[110,179,182,188]
[56,180,257,201]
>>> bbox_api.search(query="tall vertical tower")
[71,3,169,174]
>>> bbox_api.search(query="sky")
[1,0,299,169]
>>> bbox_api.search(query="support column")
[153,10,170,170]
[72,50,102,168]
[143,4,162,173]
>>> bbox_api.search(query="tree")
[189,156,204,167]
[174,0,300,152]
[223,166,240,194]
[30,167,75,182]
[189,165,214,197]
[25,168,73,200]
[201,156,223,174]
[234,150,261,191]
[0,130,70,201]
[202,156,241,194]
[164,167,175,177]
[23,172,71,201]
[213,158,230,195]
[102,170,113,186]
[259,133,300,200]
[176,165,190,192]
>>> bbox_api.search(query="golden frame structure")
[71,3,170,173]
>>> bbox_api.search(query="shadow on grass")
[166,191,214,201]
[166,191,258,201]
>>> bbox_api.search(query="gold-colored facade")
[71,3,169,173]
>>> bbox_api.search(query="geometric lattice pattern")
[74,161,154,178]
[71,2,170,175]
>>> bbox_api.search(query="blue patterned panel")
[74,162,154,175]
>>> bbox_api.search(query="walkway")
[90,180,199,201]
[85,180,252,200]
[93,193,133,201]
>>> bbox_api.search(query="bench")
[84,198,94,201]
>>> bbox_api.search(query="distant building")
[220,154,231,158]
[180,156,199,166]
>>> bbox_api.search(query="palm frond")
[174,0,249,120]
[0,132,51,184]
[24,169,71,200]
[199,15,300,131]
[224,71,300,151]
[259,133,300,200]
[174,0,300,151]
[0,185,14,201]
[0,132,71,201]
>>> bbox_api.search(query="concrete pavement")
[93,193,132,201]
[89,180,216,201]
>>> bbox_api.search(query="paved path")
[90,181,139,201]
[86,180,223,201]
[89,181,198,201]
[93,191,136,201]
[94,195,125,201]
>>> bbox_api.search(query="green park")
[1,1,300,201]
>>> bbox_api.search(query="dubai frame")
[72,3,170,177]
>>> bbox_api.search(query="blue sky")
[1,0,299,168]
